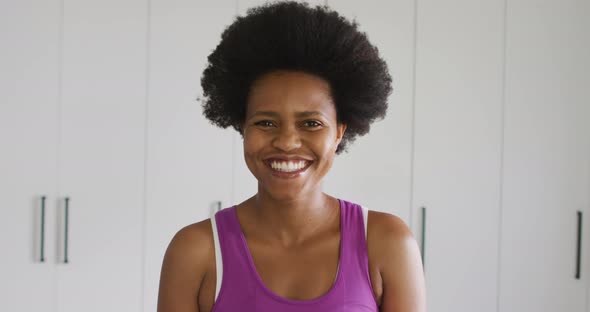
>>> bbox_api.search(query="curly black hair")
[200,0,392,153]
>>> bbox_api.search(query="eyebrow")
[248,111,326,119]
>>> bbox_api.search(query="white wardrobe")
[412,1,505,311]
[1,0,588,311]
[1,0,146,311]
[499,1,590,311]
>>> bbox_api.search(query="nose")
[272,124,302,152]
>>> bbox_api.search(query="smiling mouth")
[264,159,313,176]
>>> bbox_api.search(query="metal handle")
[576,210,582,279]
[421,206,426,271]
[64,197,70,264]
[40,196,46,262]
[217,201,222,212]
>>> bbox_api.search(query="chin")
[260,184,307,202]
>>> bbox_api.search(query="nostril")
[272,134,302,151]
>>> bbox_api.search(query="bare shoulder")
[366,211,417,278]
[168,219,215,255]
[366,210,426,312]
[367,210,414,243]
[157,219,215,312]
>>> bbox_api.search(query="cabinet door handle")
[40,196,46,262]
[421,206,426,271]
[576,210,582,279]
[217,201,222,212]
[64,197,70,264]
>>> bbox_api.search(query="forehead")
[246,70,335,115]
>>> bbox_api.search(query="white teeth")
[269,160,308,172]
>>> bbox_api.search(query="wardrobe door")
[585,2,590,311]
[412,1,504,311]
[143,0,235,310]
[0,1,60,311]
[56,0,147,311]
[499,1,590,311]
[322,0,414,222]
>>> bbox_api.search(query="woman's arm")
[369,212,427,312]
[157,221,214,312]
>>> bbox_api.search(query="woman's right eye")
[254,120,274,127]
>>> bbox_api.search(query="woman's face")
[242,70,347,201]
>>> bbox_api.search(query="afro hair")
[200,0,392,153]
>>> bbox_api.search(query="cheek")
[312,133,338,160]
[242,136,260,177]
[323,129,340,150]
[242,132,265,161]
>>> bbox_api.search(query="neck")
[244,189,338,246]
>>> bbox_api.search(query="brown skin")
[157,71,426,312]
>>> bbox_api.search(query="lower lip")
[266,163,311,179]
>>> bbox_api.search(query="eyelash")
[253,120,323,128]
[254,120,274,127]
[303,120,322,128]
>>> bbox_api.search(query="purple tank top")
[211,198,378,312]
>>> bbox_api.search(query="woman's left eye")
[303,120,322,128]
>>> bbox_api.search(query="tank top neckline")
[228,198,345,305]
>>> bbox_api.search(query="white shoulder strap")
[361,205,369,240]
[210,213,223,301]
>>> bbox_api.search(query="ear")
[237,121,245,137]
[335,123,347,145]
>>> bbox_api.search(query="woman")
[157,1,426,311]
